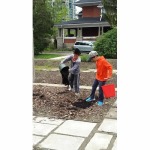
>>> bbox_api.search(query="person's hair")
[74,49,81,55]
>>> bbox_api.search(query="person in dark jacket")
[60,49,81,96]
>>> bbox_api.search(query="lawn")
[34,54,61,59]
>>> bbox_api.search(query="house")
[55,0,111,49]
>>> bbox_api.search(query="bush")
[94,28,117,59]
[80,54,89,62]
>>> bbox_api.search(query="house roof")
[55,17,110,28]
[74,0,102,7]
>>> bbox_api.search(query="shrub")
[94,28,117,58]
[80,54,89,62]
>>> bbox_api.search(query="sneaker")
[97,101,103,106]
[85,97,95,102]
[68,87,72,91]
[67,86,73,91]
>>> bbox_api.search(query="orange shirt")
[96,56,112,81]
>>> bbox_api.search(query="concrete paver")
[33,116,36,119]
[82,69,117,74]
[39,133,84,150]
[54,120,96,137]
[106,107,117,119]
[34,117,64,125]
[33,135,44,146]
[85,133,113,150]
[98,119,117,134]
[49,56,67,60]
[33,122,57,136]
[112,138,117,150]
[113,100,117,107]
[33,83,117,91]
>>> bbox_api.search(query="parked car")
[73,41,95,53]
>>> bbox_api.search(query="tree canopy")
[102,0,117,27]
[33,0,68,54]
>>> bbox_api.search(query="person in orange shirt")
[85,51,112,106]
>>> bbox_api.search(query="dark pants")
[90,79,106,102]
[69,73,80,93]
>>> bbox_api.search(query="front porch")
[57,26,111,49]
[55,17,111,49]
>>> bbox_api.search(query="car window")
[74,41,94,46]
[80,42,86,45]
[85,42,91,46]
[75,42,80,45]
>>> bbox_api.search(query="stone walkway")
[42,68,117,75]
[33,99,117,150]
[33,83,117,92]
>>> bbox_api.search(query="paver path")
[33,99,117,150]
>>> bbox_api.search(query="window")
[75,42,80,45]
[80,42,86,45]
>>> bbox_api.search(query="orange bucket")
[102,84,116,98]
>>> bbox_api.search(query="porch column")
[62,28,64,43]
[78,28,82,37]
[76,28,82,41]
[57,27,63,48]
[102,27,104,35]
[98,26,101,36]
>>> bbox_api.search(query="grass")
[34,54,61,59]
[35,66,52,71]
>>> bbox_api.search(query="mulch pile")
[33,85,116,123]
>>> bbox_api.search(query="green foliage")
[102,0,117,27]
[50,0,68,48]
[34,54,61,59]
[33,0,54,55]
[80,54,89,62]
[94,28,117,59]
[51,0,68,24]
[33,0,68,54]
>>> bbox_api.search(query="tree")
[33,0,54,54]
[50,0,68,48]
[102,0,117,27]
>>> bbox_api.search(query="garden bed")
[33,85,116,123]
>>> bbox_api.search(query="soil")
[34,59,117,70]
[34,70,117,87]
[33,85,116,123]
[33,58,117,123]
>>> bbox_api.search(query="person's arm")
[104,60,113,79]
[69,61,80,73]
[60,55,73,64]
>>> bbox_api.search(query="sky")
[76,6,82,13]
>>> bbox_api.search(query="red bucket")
[102,84,116,98]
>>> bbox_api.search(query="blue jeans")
[90,79,106,102]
